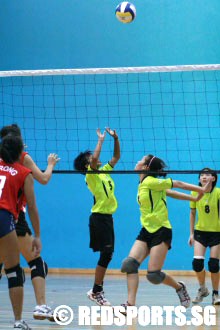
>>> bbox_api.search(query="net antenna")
[0,64,220,174]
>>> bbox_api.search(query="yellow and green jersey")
[137,176,173,233]
[190,187,220,232]
[86,163,117,214]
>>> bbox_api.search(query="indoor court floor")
[0,274,219,329]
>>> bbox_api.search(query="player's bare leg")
[192,241,209,303]
[0,231,24,322]
[18,234,46,305]
[18,234,56,321]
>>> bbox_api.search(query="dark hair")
[199,167,217,189]
[0,124,22,139]
[73,150,92,174]
[0,135,24,164]
[145,154,167,177]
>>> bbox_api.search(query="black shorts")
[15,211,32,237]
[0,210,15,238]
[89,213,114,253]
[136,226,172,250]
[194,230,220,248]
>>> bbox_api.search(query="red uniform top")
[20,151,28,165]
[20,151,28,211]
[0,158,31,219]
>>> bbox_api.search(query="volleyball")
[115,2,136,24]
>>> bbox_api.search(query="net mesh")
[0,65,220,172]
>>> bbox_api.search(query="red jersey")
[19,151,29,211]
[0,159,31,219]
[20,151,28,165]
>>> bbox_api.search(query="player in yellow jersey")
[189,168,220,305]
[120,155,211,311]
[74,127,120,306]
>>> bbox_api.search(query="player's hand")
[188,234,194,247]
[105,127,118,139]
[48,153,60,166]
[32,237,42,257]
[194,191,204,201]
[96,128,106,141]
[202,177,212,193]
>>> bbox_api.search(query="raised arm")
[90,128,106,169]
[24,174,41,256]
[23,153,60,185]
[166,189,203,202]
[172,179,212,194]
[105,127,120,167]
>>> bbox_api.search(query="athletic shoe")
[176,281,191,308]
[33,304,56,322]
[212,293,220,305]
[120,301,133,316]
[192,287,209,303]
[14,320,31,329]
[87,289,111,306]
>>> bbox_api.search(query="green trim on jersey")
[190,187,220,232]
[86,163,117,214]
[137,176,173,233]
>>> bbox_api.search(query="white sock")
[200,284,206,290]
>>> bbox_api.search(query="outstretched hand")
[48,153,60,166]
[96,128,106,141]
[202,178,213,193]
[194,191,204,202]
[105,127,118,139]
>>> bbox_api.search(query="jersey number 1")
[0,175,6,198]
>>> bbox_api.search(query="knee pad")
[192,258,204,272]
[98,252,113,268]
[5,264,25,288]
[28,257,48,279]
[147,270,166,284]
[208,258,219,273]
[121,257,140,274]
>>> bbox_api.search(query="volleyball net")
[0,64,220,173]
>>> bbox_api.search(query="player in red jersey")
[0,124,60,321]
[0,134,41,330]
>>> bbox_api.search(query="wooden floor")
[0,274,219,329]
